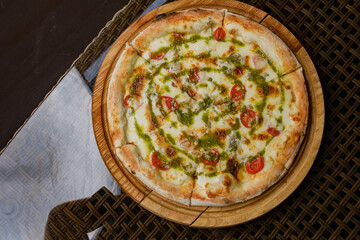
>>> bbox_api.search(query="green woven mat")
[46,0,360,239]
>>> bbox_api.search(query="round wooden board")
[92,0,325,228]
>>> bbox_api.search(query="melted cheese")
[160,167,188,185]
[123,22,302,189]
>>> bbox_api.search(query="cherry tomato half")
[230,84,246,101]
[150,51,165,60]
[267,128,280,136]
[158,96,179,112]
[151,152,169,171]
[214,27,226,41]
[240,109,257,128]
[123,95,131,108]
[189,67,200,83]
[200,148,220,166]
[245,155,264,174]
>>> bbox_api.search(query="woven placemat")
[46,0,360,239]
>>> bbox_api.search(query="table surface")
[0,0,129,151]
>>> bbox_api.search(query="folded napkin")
[0,68,121,239]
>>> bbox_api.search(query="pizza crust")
[224,12,300,75]
[107,44,140,147]
[115,144,193,205]
[131,8,225,51]
[267,68,308,170]
[107,9,309,207]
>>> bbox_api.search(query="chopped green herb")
[166,134,176,145]
[198,133,219,149]
[232,118,241,130]
[198,96,212,111]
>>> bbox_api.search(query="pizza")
[107,9,308,206]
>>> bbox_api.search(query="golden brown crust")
[132,9,225,51]
[275,68,308,169]
[191,160,285,206]
[116,144,193,205]
[107,44,139,147]
[224,12,300,75]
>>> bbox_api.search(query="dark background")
[0,0,129,150]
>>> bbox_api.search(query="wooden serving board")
[92,0,325,228]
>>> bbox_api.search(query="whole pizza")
[107,9,308,206]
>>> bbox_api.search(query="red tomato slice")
[123,95,131,108]
[240,109,257,128]
[189,67,200,83]
[124,95,143,110]
[246,155,264,174]
[230,84,246,101]
[150,51,165,60]
[267,128,280,136]
[151,152,169,171]
[158,96,178,112]
[200,148,220,166]
[214,27,226,41]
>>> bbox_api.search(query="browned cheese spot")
[205,166,215,172]
[290,114,300,122]
[222,175,232,193]
[199,57,217,66]
[229,29,237,35]
[258,115,264,125]
[267,104,275,111]
[233,66,245,77]
[215,129,227,141]
[243,138,251,145]
[172,32,185,41]
[226,45,235,55]
[245,56,250,66]
[185,50,194,57]
[131,75,145,96]
[226,117,235,126]
[252,43,260,51]
[206,187,223,198]
[291,90,296,102]
[268,85,280,97]
[166,146,176,158]
[184,86,197,99]
[252,133,269,141]
[256,86,266,98]
[145,106,157,131]
[226,158,239,180]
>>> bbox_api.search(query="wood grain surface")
[92,0,325,227]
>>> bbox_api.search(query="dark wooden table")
[0,0,129,150]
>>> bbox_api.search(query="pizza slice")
[190,68,308,205]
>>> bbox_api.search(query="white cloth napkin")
[0,68,120,239]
